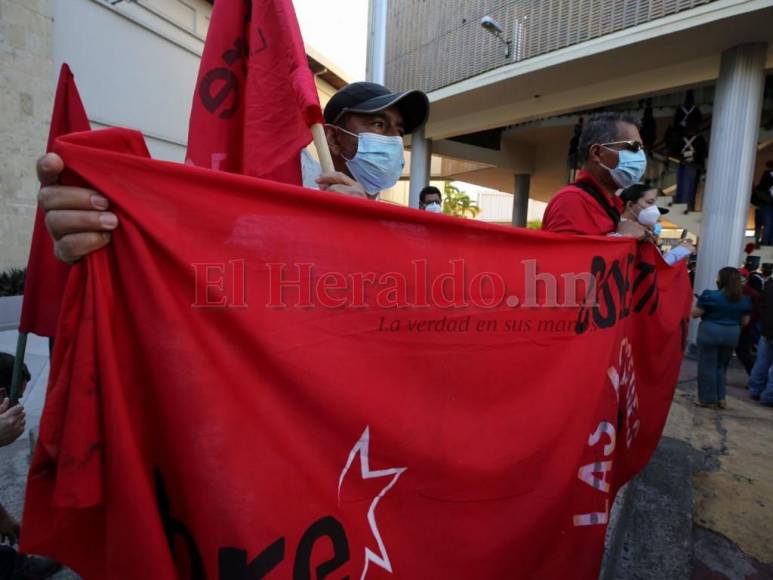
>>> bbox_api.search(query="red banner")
[23,128,691,579]
[186,0,322,184]
[19,64,90,337]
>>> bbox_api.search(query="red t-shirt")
[542,171,622,235]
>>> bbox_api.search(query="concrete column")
[409,126,432,209]
[691,43,767,344]
[512,174,530,227]
[366,0,388,84]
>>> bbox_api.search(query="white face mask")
[425,202,442,213]
[637,205,661,227]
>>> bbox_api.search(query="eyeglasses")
[600,140,644,153]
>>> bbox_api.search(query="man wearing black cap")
[303,82,429,199]
[35,82,429,263]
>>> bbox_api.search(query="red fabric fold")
[19,64,90,337]
[23,128,691,579]
[186,0,323,184]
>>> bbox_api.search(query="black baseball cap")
[324,82,430,134]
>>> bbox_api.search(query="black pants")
[0,546,17,580]
[736,327,756,375]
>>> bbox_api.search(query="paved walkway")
[665,358,773,579]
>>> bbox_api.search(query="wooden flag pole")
[311,123,335,175]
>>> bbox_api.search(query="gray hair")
[578,112,640,165]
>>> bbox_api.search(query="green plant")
[0,268,25,297]
[443,182,480,218]
[526,219,542,229]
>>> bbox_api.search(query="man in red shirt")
[543,113,649,239]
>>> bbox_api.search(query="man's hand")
[616,220,649,240]
[315,172,368,199]
[0,505,19,545]
[37,153,118,263]
[0,399,25,447]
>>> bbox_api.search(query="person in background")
[673,89,703,131]
[748,274,773,406]
[0,354,28,445]
[639,99,656,154]
[740,256,764,290]
[752,161,773,246]
[692,268,752,408]
[670,91,706,214]
[688,254,697,287]
[761,263,773,287]
[0,354,61,579]
[736,274,763,375]
[542,112,649,239]
[618,184,694,265]
[418,186,443,213]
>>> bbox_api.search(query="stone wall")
[0,0,54,271]
[0,0,358,272]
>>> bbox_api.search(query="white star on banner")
[338,426,406,580]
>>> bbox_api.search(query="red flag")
[19,64,90,337]
[24,128,691,579]
[186,0,323,184]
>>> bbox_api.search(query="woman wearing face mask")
[692,267,752,408]
[619,184,695,265]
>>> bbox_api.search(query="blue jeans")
[697,321,740,404]
[748,336,773,405]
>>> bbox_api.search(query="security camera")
[481,16,504,36]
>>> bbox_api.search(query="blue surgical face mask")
[601,148,647,189]
[425,202,442,213]
[336,127,405,194]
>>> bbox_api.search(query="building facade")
[382,0,773,329]
[0,0,352,271]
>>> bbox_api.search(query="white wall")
[459,183,547,225]
[53,0,212,161]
